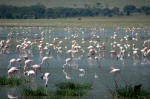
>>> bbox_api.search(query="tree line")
[0,4,150,19]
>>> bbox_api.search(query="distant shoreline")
[0,17,150,28]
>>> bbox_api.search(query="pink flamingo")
[110,67,120,88]
[40,56,52,71]
[8,67,19,77]
[8,58,16,69]
[24,59,32,71]
[110,67,120,75]
[24,70,35,76]
[41,72,51,87]
[16,58,22,72]
[31,64,43,77]
[23,55,28,60]
[63,58,72,68]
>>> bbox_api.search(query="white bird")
[40,56,52,64]
[8,67,19,76]
[63,69,71,80]
[79,68,85,77]
[110,67,120,73]
[65,74,71,80]
[16,58,21,63]
[8,58,16,68]
[16,58,22,71]
[110,67,120,78]
[79,68,85,72]
[8,93,18,99]
[31,64,42,74]
[24,70,35,76]
[25,59,32,66]
[41,72,51,87]
[23,55,28,60]
[24,59,32,71]
[63,58,72,68]
[94,73,99,79]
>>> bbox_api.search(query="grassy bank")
[0,76,27,87]
[0,17,150,28]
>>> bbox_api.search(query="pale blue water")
[0,26,150,99]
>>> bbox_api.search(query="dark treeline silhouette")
[0,4,150,19]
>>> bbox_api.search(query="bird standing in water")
[41,72,51,87]
[8,67,19,77]
[110,67,120,80]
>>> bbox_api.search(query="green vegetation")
[22,87,50,96]
[0,4,150,19]
[55,82,92,97]
[21,82,91,99]
[56,82,92,90]
[112,85,150,98]
[0,76,25,86]
[56,89,86,97]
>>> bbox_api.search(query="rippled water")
[0,26,150,99]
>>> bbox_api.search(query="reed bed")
[111,84,150,98]
[22,86,51,96]
[55,82,92,97]
[0,76,25,86]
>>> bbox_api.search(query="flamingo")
[8,58,16,69]
[110,67,120,88]
[23,55,28,60]
[110,50,117,56]
[16,58,22,72]
[63,69,71,80]
[24,59,32,71]
[110,67,121,80]
[40,56,51,64]
[132,44,139,58]
[41,72,51,87]
[63,58,72,68]
[110,67,120,74]
[31,64,42,75]
[8,67,19,77]
[40,56,52,71]
[24,70,35,76]
[24,69,35,80]
[8,93,18,99]
[79,68,85,77]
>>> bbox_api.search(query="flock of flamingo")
[0,26,150,88]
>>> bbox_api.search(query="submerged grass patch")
[55,82,92,97]
[22,86,51,96]
[56,89,86,96]
[112,84,150,98]
[0,76,25,86]
[56,82,92,90]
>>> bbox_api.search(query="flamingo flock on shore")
[0,26,150,88]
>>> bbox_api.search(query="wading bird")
[41,72,51,87]
[8,67,19,77]
[110,67,120,75]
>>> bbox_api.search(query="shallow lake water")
[0,26,150,99]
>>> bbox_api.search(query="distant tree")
[29,4,46,19]
[123,5,137,15]
[46,8,55,18]
[111,7,120,16]
[141,6,150,15]
[103,8,112,17]
[1,4,149,19]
